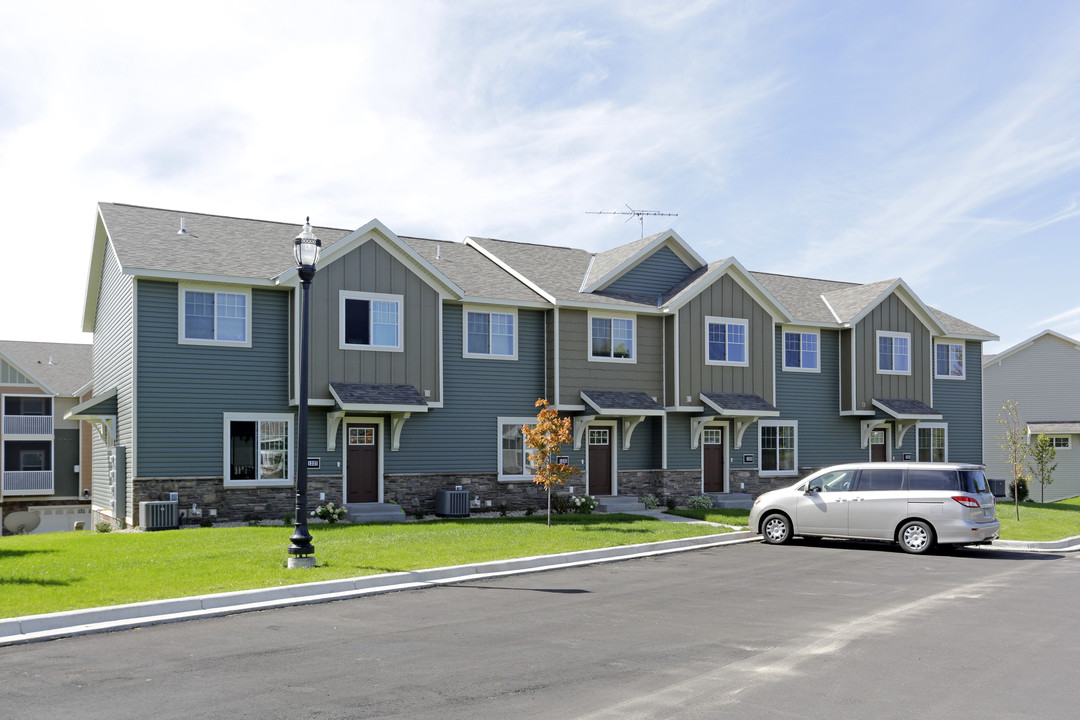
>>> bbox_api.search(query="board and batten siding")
[604,246,693,296]
[983,334,1080,500]
[91,238,135,519]
[557,309,664,405]
[852,294,931,412]
[931,341,983,464]
[676,274,775,404]
[307,239,441,403]
[136,280,293,477]
[384,305,567,473]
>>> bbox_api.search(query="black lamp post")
[288,217,321,568]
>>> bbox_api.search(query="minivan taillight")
[952,496,981,508]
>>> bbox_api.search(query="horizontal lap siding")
[136,281,292,476]
[932,342,983,464]
[605,246,693,295]
[385,306,569,473]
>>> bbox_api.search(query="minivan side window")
[960,470,990,494]
[908,469,959,491]
[855,468,905,491]
[808,470,855,492]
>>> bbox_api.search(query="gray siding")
[664,316,676,406]
[308,239,441,403]
[853,294,932,410]
[932,341,983,464]
[677,274,775,403]
[91,238,135,519]
[136,281,293,476]
[53,429,80,496]
[606,246,693,295]
[558,309,664,404]
[617,416,662,471]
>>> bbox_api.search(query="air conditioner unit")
[140,501,180,531]
[435,489,469,518]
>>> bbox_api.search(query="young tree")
[997,399,1028,521]
[522,398,578,526]
[1028,434,1058,504]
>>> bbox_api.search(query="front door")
[869,428,888,462]
[588,427,613,495]
[346,424,379,503]
[702,427,725,493]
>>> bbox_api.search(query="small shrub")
[95,521,112,533]
[311,502,347,523]
[284,512,293,526]
[247,520,261,527]
[641,493,659,510]
[665,497,677,511]
[525,507,535,516]
[497,503,509,517]
[687,495,715,510]
[413,510,425,520]
[570,494,598,514]
[552,495,573,515]
[199,518,214,527]
[1013,477,1030,503]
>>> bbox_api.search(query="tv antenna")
[586,204,678,238]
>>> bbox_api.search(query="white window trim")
[339,290,405,352]
[222,412,294,488]
[1048,435,1071,450]
[498,416,540,483]
[179,284,253,348]
[705,316,750,367]
[916,422,948,462]
[934,341,966,380]
[758,419,798,477]
[876,330,912,376]
[587,311,637,364]
[462,305,518,360]
[782,327,820,373]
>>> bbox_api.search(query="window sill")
[223,479,293,489]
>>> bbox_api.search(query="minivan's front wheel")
[898,520,934,554]
[761,513,792,545]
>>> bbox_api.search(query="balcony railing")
[1,470,54,495]
[2,415,53,436]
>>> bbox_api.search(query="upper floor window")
[590,314,635,362]
[4,396,50,416]
[180,286,250,346]
[464,307,517,360]
[341,291,403,351]
[783,329,819,372]
[935,342,965,379]
[877,331,910,375]
[706,317,748,366]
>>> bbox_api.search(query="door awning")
[1026,421,1080,434]
[871,398,942,420]
[699,392,779,417]
[63,387,118,445]
[329,383,430,413]
[580,390,665,416]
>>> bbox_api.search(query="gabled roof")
[927,307,997,341]
[983,329,1080,367]
[661,257,793,322]
[580,230,705,293]
[751,272,856,325]
[0,340,93,396]
[400,237,549,306]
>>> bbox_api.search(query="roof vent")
[177,218,190,236]
[436,245,442,260]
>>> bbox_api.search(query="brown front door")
[346,424,379,503]
[703,427,725,493]
[870,429,888,462]
[588,427,613,495]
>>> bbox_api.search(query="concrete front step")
[343,502,407,523]
[595,496,647,513]
[706,493,754,510]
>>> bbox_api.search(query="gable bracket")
[621,416,646,451]
[860,420,880,449]
[86,415,116,447]
[894,420,917,449]
[690,416,718,450]
[390,412,412,452]
[326,411,346,451]
[573,415,598,450]
[732,417,758,449]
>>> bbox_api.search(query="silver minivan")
[748,462,1000,553]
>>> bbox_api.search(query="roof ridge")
[104,202,355,234]
[752,270,861,287]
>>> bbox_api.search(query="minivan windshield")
[960,469,990,494]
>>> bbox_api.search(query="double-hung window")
[759,421,797,475]
[917,424,947,462]
[1050,436,1070,449]
[180,286,250,345]
[783,329,819,371]
[590,314,635,361]
[498,418,539,481]
[223,413,293,487]
[706,317,748,366]
[341,291,403,351]
[877,331,910,374]
[464,307,516,359]
[935,342,965,379]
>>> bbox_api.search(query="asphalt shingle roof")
[399,237,547,304]
[874,398,940,417]
[0,340,93,395]
[701,392,779,414]
[581,389,664,413]
[330,383,427,407]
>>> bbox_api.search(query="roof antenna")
[586,204,678,238]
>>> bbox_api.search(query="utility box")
[140,501,180,530]
[435,489,470,518]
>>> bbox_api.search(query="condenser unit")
[435,489,469,518]
[140,501,180,531]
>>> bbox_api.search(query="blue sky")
[2,0,1078,354]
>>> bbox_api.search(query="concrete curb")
[988,535,1080,553]
[0,531,759,647]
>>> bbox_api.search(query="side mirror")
[806,484,823,494]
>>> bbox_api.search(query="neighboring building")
[1,340,94,534]
[983,330,1080,501]
[77,203,997,526]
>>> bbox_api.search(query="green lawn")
[993,496,1080,541]
[0,514,730,619]
[666,508,751,526]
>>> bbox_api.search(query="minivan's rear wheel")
[761,513,792,545]
[898,520,934,554]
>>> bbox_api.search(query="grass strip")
[0,514,730,618]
